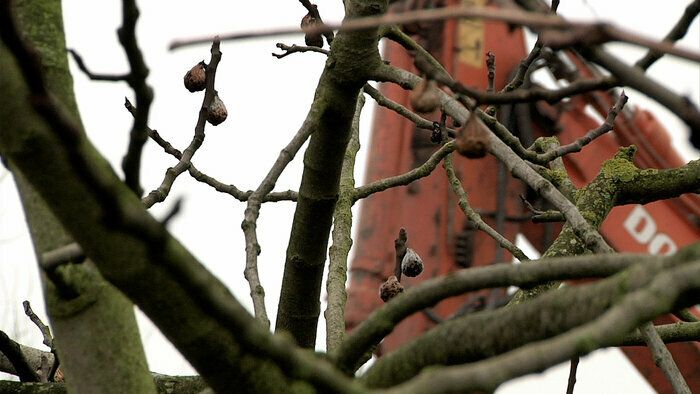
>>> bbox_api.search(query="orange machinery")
[345,1,700,392]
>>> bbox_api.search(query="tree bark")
[276,0,387,349]
[1,1,154,392]
[0,1,295,392]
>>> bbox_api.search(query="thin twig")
[539,22,700,64]
[635,0,700,70]
[272,43,329,59]
[407,48,614,165]
[160,198,183,227]
[40,243,85,270]
[124,98,297,203]
[443,154,529,261]
[141,38,222,208]
[485,51,496,116]
[353,141,456,201]
[67,49,129,81]
[583,46,700,139]
[639,322,691,394]
[22,301,53,349]
[520,194,565,223]
[22,301,59,383]
[486,51,495,94]
[566,357,580,394]
[536,91,628,163]
[551,0,561,13]
[496,0,562,99]
[268,41,456,139]
[363,84,457,137]
[170,5,700,65]
[240,109,317,327]
[462,74,614,106]
[622,321,700,345]
[171,6,567,49]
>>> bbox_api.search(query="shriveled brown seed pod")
[301,13,323,48]
[456,115,491,158]
[183,61,206,92]
[207,92,228,126]
[379,275,404,302]
[410,79,441,113]
[305,33,324,48]
[401,248,424,277]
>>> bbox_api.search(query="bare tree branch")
[363,83,458,137]
[336,253,650,372]
[0,330,40,382]
[125,98,297,203]
[22,301,53,349]
[67,48,129,81]
[353,141,455,201]
[443,154,529,261]
[325,96,364,353]
[635,0,700,70]
[141,39,222,208]
[566,357,579,394]
[374,258,700,392]
[170,5,700,66]
[119,0,154,196]
[639,322,691,393]
[373,65,614,255]
[272,42,329,59]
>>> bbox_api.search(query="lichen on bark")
[275,0,388,348]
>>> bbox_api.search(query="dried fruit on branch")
[183,61,206,92]
[456,114,491,158]
[401,248,424,277]
[410,79,441,113]
[206,92,228,126]
[380,275,404,302]
[301,13,323,48]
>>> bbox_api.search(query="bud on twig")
[301,13,323,48]
[207,92,228,126]
[401,248,424,277]
[183,61,206,92]
[380,275,404,302]
[410,79,441,113]
[456,114,491,158]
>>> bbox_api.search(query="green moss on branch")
[275,0,387,348]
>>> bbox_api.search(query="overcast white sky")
[1,1,699,392]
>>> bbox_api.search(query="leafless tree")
[1,0,700,393]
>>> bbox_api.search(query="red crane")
[345,1,700,392]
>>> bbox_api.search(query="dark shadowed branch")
[118,0,154,196]
[67,49,129,81]
[0,330,40,382]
